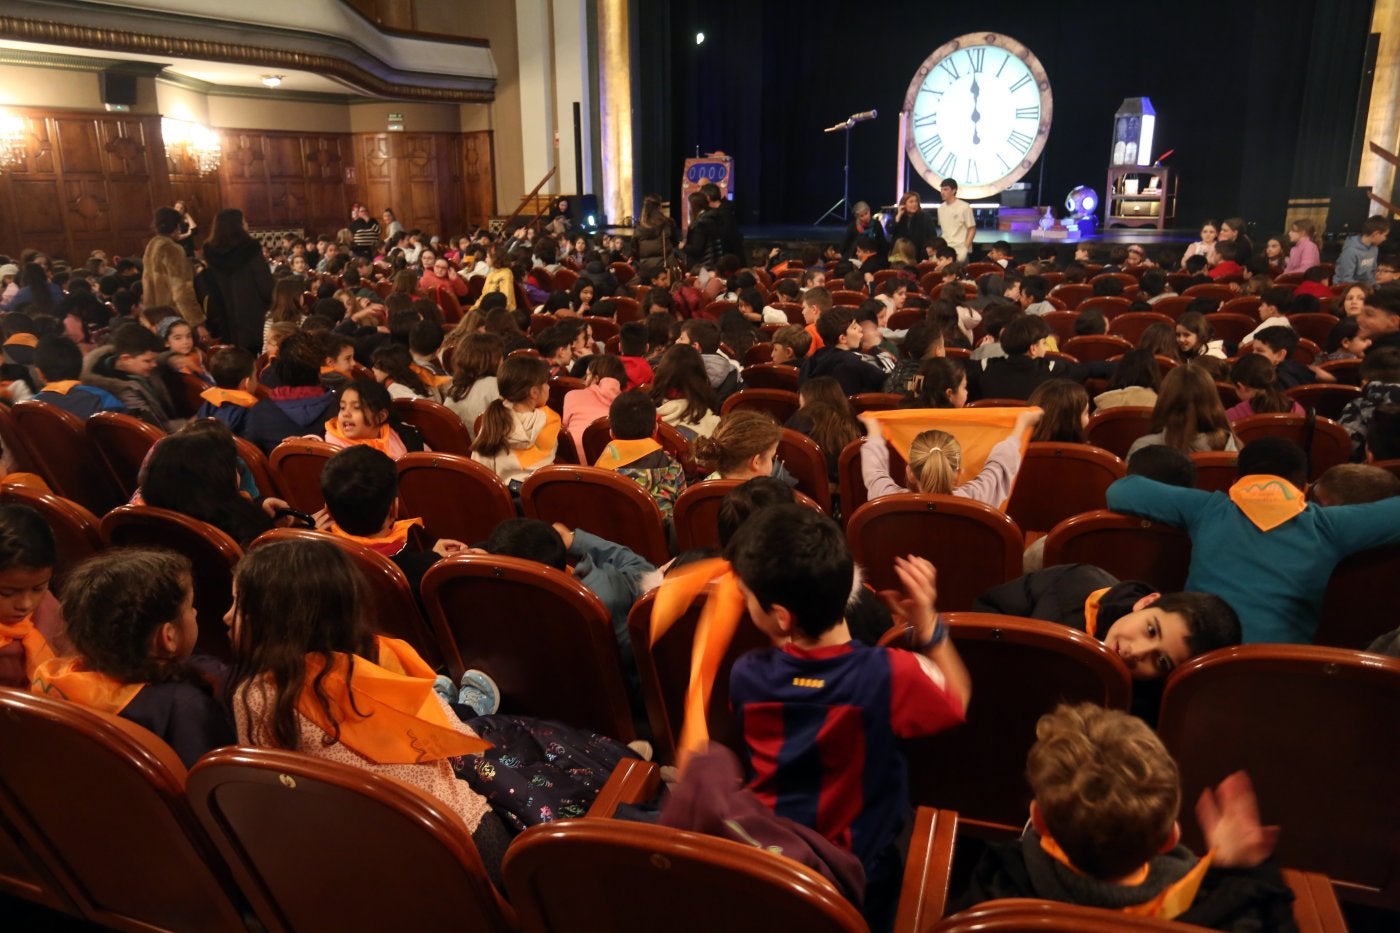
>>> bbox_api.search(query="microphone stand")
[813,113,873,226]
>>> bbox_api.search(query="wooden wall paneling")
[356,133,395,231]
[302,136,349,236]
[437,133,467,237]
[220,132,272,228]
[462,130,495,229]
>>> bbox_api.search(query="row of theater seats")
[0,619,1378,931]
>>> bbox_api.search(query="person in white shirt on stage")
[937,178,976,262]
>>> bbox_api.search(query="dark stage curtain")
[637,0,1374,233]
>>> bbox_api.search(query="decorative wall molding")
[0,1,495,103]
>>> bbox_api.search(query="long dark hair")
[227,539,375,752]
[140,427,272,548]
[797,377,861,453]
[649,344,717,423]
[204,208,252,252]
[19,263,54,312]
[371,343,431,397]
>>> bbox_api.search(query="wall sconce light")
[0,108,26,173]
[261,75,284,88]
[162,117,222,174]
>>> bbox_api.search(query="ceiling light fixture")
[261,75,283,88]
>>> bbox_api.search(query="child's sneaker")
[458,669,501,717]
[432,675,458,704]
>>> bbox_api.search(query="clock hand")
[970,76,981,145]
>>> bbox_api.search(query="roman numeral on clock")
[936,152,956,177]
[1008,130,1035,154]
[918,134,943,160]
[1009,74,1032,93]
[1015,106,1039,120]
[966,48,985,73]
[966,161,980,183]
[938,58,960,80]
[913,114,938,129]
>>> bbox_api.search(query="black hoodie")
[199,238,274,352]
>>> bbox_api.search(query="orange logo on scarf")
[31,655,141,714]
[650,558,747,763]
[295,650,490,764]
[199,387,259,409]
[0,616,55,684]
[595,437,662,471]
[328,518,423,557]
[1228,474,1307,532]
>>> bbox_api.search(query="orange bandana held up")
[1228,474,1307,532]
[650,558,747,762]
[40,380,81,395]
[595,438,662,471]
[31,655,141,714]
[0,616,55,684]
[324,419,408,459]
[295,650,490,764]
[1039,833,1215,921]
[199,387,258,409]
[864,407,1033,509]
[328,518,423,557]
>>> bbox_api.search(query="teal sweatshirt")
[1105,475,1400,644]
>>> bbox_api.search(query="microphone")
[848,110,878,124]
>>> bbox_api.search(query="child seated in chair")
[81,322,180,431]
[0,504,65,689]
[594,390,685,520]
[956,703,1295,930]
[318,445,465,599]
[193,346,258,436]
[32,549,235,767]
[769,324,812,368]
[32,334,126,418]
[726,504,970,928]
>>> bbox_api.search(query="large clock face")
[902,32,1053,199]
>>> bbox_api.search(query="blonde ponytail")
[908,429,961,494]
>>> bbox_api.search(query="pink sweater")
[562,377,623,455]
[1284,238,1320,275]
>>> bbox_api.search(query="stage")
[739,223,1199,255]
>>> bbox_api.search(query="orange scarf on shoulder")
[1039,832,1215,920]
[328,518,423,557]
[595,437,662,471]
[0,616,55,685]
[30,655,141,713]
[40,380,80,395]
[294,649,490,764]
[324,419,408,459]
[200,387,258,409]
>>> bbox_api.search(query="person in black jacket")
[968,314,1083,401]
[798,307,886,396]
[198,209,274,352]
[887,191,937,260]
[702,182,744,261]
[841,202,888,258]
[953,703,1296,931]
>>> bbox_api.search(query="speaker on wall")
[99,72,138,107]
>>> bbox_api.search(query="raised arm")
[1105,474,1213,528]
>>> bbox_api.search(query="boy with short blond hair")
[960,703,1294,928]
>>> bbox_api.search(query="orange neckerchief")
[0,616,55,684]
[1039,833,1215,921]
[864,407,1034,510]
[4,333,38,348]
[1229,474,1307,532]
[374,634,436,679]
[294,651,490,764]
[31,655,141,714]
[328,518,423,557]
[409,362,453,389]
[650,558,746,763]
[324,419,408,459]
[200,387,259,409]
[41,380,80,395]
[595,437,662,471]
[1082,587,1112,639]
